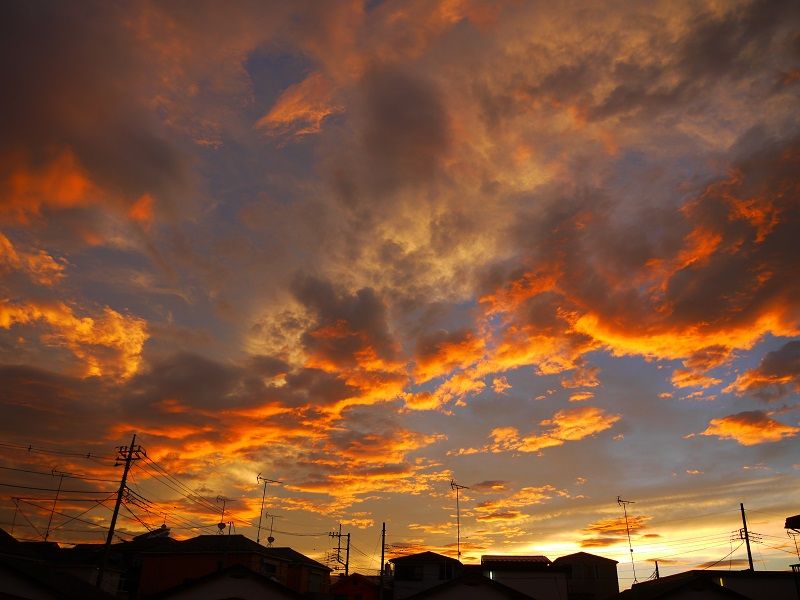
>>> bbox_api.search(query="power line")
[0,441,114,461]
[701,541,745,569]
[0,482,115,493]
[0,465,119,483]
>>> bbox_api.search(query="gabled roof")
[151,563,307,599]
[482,555,551,564]
[0,554,114,600]
[390,550,462,564]
[405,571,540,599]
[141,534,330,571]
[553,551,619,564]
[617,570,772,599]
[262,546,330,571]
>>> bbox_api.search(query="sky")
[1,0,799,587]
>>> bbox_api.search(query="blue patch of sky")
[195,46,324,225]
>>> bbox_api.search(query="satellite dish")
[267,536,275,545]
[218,522,226,532]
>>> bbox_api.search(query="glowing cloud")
[474,406,620,454]
[256,72,343,137]
[724,340,800,400]
[0,300,147,379]
[0,234,65,285]
[700,411,800,446]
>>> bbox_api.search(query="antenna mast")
[617,496,637,583]
[216,496,230,533]
[256,474,283,545]
[450,479,469,560]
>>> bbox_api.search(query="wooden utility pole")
[97,434,142,589]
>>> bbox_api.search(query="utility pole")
[654,560,660,579]
[345,532,350,576]
[97,434,142,589]
[44,470,64,542]
[450,480,469,560]
[379,522,386,600]
[618,496,637,583]
[256,474,282,545]
[740,503,754,571]
[329,524,350,575]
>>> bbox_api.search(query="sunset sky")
[1,0,799,587]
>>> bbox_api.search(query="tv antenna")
[256,474,283,545]
[450,479,469,560]
[216,496,230,533]
[265,513,281,546]
[617,496,637,583]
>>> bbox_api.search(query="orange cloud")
[477,406,621,454]
[561,363,600,388]
[492,376,511,393]
[128,193,155,225]
[723,340,800,400]
[1,149,97,223]
[0,234,65,285]
[474,485,562,521]
[256,72,343,138]
[403,369,486,411]
[412,329,485,383]
[581,514,651,547]
[568,391,594,402]
[700,411,800,446]
[522,406,620,452]
[671,368,722,389]
[0,300,147,378]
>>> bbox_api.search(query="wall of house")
[486,570,568,600]
[137,552,285,597]
[563,562,619,599]
[159,575,299,600]
[393,561,459,599]
[716,573,798,600]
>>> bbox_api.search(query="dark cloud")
[726,340,800,400]
[351,63,451,197]
[122,353,245,412]
[664,138,800,330]
[0,365,112,445]
[293,275,398,368]
[0,1,186,214]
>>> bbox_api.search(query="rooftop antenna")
[216,496,229,534]
[450,479,469,560]
[256,474,283,545]
[265,512,281,546]
[617,496,637,583]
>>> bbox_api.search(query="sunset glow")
[1,0,798,590]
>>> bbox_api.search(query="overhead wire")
[49,493,117,534]
[0,441,114,461]
[0,482,115,493]
[0,465,119,483]
[701,541,745,569]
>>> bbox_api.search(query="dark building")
[553,552,620,600]
[615,569,799,600]
[390,551,463,599]
[137,534,331,598]
[329,572,385,600]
